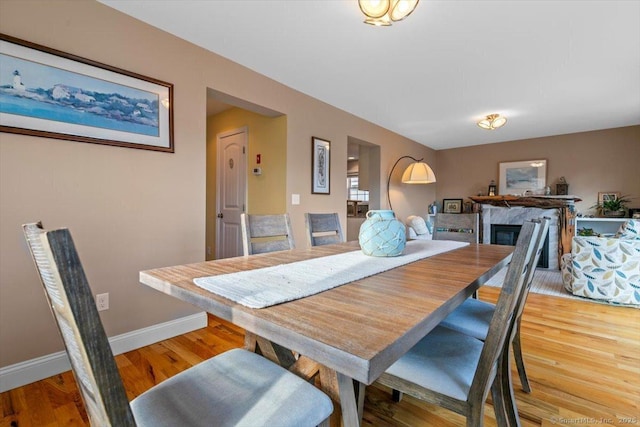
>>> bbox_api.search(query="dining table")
[139,240,514,427]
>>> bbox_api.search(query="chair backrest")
[468,220,541,402]
[432,213,479,243]
[512,217,550,334]
[304,213,344,246]
[241,213,295,255]
[23,223,136,426]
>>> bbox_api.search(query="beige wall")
[0,0,434,368]
[206,108,287,259]
[435,126,640,215]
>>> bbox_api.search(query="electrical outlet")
[96,293,109,311]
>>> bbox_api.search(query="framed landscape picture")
[499,159,546,195]
[0,34,173,152]
[311,136,330,194]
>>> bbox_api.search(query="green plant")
[577,227,598,237]
[591,194,632,215]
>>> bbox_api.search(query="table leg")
[244,332,296,368]
[319,366,361,427]
[245,333,362,426]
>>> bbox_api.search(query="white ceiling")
[99,0,640,150]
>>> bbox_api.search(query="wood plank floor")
[1,287,638,427]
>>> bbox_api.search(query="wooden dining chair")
[439,217,550,394]
[241,213,295,255]
[432,213,479,244]
[304,213,344,246]
[22,222,332,427]
[376,220,541,427]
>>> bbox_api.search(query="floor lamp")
[386,156,436,211]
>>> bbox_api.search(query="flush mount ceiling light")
[477,114,507,130]
[358,0,420,26]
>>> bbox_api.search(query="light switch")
[292,194,300,205]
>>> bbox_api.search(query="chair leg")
[490,377,509,427]
[513,323,532,393]
[498,348,521,427]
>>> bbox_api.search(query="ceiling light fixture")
[477,114,507,130]
[358,0,420,26]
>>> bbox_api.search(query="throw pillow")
[407,215,429,236]
[615,219,640,240]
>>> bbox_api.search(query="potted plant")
[591,194,632,217]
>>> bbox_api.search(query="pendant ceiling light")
[477,114,507,130]
[358,0,420,26]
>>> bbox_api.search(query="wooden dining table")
[139,241,514,426]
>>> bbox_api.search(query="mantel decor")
[311,136,331,194]
[0,34,173,152]
[499,159,547,196]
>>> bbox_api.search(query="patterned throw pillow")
[615,219,640,240]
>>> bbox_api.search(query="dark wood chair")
[22,222,332,427]
[376,220,542,427]
[439,217,550,395]
[433,213,479,243]
[241,213,295,255]
[304,213,344,246]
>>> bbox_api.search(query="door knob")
[217,213,224,218]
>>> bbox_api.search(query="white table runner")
[193,240,469,308]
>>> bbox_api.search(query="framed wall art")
[499,159,546,195]
[598,192,620,205]
[0,34,173,152]
[443,198,463,214]
[311,136,330,194]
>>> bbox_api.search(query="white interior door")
[216,128,247,259]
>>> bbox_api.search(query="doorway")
[206,88,286,260]
[346,137,380,240]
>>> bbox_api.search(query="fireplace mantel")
[470,195,582,268]
[469,195,582,208]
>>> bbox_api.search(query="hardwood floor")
[1,287,638,427]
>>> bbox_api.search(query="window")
[347,177,369,201]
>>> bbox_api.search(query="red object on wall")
[256,154,261,164]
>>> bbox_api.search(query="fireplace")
[479,205,560,269]
[491,224,549,268]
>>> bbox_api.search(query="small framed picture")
[311,136,330,194]
[598,192,620,204]
[443,198,463,214]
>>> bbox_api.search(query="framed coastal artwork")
[499,159,547,196]
[0,34,174,152]
[311,136,330,194]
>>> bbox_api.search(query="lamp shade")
[401,161,436,184]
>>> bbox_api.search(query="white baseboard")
[0,312,207,393]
